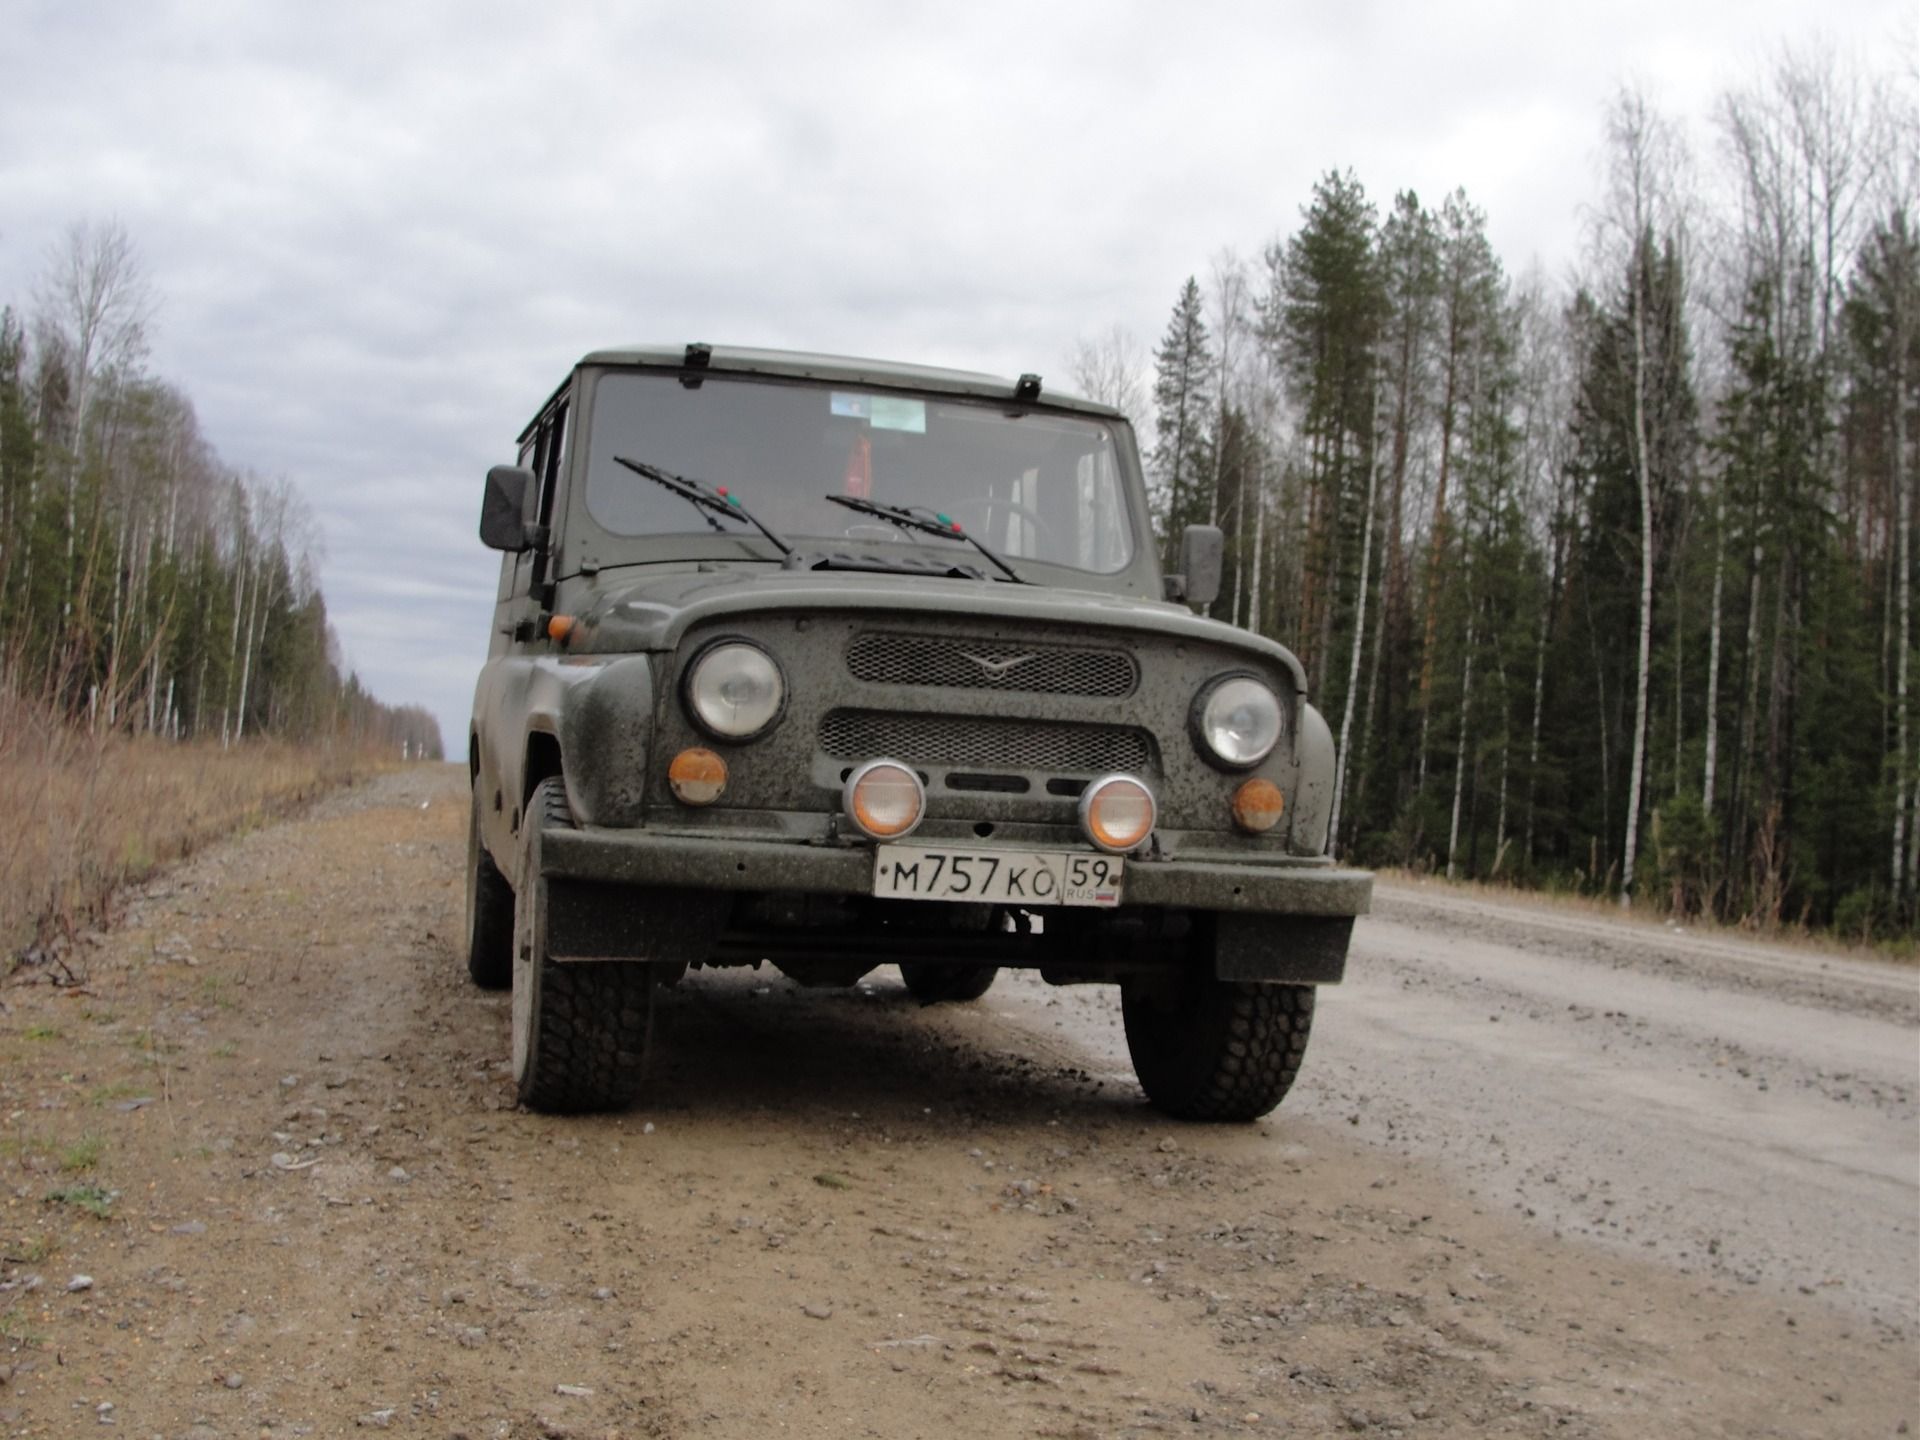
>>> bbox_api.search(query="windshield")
[583,373,1136,575]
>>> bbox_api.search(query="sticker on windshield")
[830,392,927,434]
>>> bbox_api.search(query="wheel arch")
[523,729,564,815]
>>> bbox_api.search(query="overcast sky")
[1,0,1909,751]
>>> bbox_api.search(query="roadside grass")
[55,1134,104,1173]
[85,1080,147,1106]
[1370,865,1919,963]
[0,681,399,965]
[44,1183,114,1219]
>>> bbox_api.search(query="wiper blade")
[822,494,1028,583]
[614,456,797,560]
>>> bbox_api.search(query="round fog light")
[1231,777,1285,833]
[668,747,728,806]
[844,759,925,840]
[1079,774,1156,854]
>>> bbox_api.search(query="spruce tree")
[1149,278,1215,565]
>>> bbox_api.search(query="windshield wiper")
[614,456,798,561]
[822,494,1028,584]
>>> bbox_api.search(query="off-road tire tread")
[1124,979,1314,1122]
[899,962,998,1004]
[465,797,515,989]
[518,780,655,1113]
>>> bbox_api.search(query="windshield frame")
[553,364,1162,598]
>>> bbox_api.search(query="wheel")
[465,788,515,989]
[899,962,998,1003]
[1120,974,1314,1121]
[512,778,657,1113]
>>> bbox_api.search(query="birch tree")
[32,220,154,616]
[1596,87,1691,905]
[1065,325,1148,422]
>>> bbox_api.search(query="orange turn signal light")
[547,614,577,644]
[668,747,727,806]
[1231,777,1285,833]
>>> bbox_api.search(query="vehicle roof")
[575,344,1124,419]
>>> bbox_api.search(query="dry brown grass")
[1369,864,1919,963]
[0,684,394,963]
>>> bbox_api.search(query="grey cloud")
[3,0,1903,746]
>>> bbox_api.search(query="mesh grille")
[819,710,1154,776]
[846,632,1136,697]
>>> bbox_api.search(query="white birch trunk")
[1247,462,1266,636]
[104,510,128,728]
[1702,483,1725,808]
[1330,398,1381,855]
[1446,551,1477,881]
[1524,598,1550,863]
[1893,264,1912,903]
[1490,641,1512,876]
[222,535,248,747]
[1620,254,1656,907]
[234,557,262,742]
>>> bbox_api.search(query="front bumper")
[541,826,1373,918]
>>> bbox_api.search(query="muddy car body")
[467,344,1370,1118]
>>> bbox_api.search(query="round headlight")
[685,642,785,740]
[1195,676,1283,768]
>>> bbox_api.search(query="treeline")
[0,221,440,759]
[1075,46,1916,935]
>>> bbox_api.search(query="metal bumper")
[541,827,1373,919]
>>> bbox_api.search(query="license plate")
[872,845,1124,907]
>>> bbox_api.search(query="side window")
[538,400,569,528]
[506,427,542,602]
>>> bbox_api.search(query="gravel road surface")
[0,767,1912,1439]
[1009,879,1919,1332]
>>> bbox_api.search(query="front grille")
[818,709,1155,776]
[846,632,1137,697]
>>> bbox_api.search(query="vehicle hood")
[561,565,1310,695]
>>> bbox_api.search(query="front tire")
[899,962,998,1004]
[465,789,515,989]
[1121,974,1314,1122]
[512,779,656,1113]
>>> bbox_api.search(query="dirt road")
[1,767,1914,1438]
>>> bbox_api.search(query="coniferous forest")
[1074,54,1916,936]
[0,223,441,759]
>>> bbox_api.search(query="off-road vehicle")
[467,344,1370,1120]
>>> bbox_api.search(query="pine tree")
[1265,170,1382,696]
[1149,279,1215,564]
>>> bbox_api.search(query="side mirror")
[480,466,536,552]
[1178,524,1224,609]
